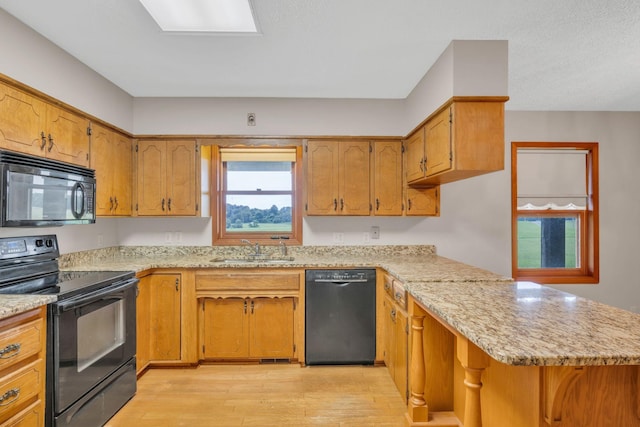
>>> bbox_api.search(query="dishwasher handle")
[311,279,370,284]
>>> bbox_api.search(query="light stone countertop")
[0,294,57,321]
[53,245,640,367]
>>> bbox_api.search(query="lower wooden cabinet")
[149,273,182,361]
[382,275,409,402]
[135,275,151,375]
[200,297,295,360]
[0,307,46,427]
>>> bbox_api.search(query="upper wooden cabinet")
[405,98,506,186]
[136,139,199,216]
[90,123,133,216]
[305,140,370,215]
[372,141,403,216]
[0,81,90,167]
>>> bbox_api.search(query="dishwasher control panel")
[306,269,375,283]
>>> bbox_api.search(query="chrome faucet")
[241,239,261,257]
[278,239,288,256]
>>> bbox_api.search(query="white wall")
[0,9,134,131]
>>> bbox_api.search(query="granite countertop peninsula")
[56,244,640,368]
[0,294,57,321]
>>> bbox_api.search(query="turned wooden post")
[406,313,428,425]
[457,337,489,427]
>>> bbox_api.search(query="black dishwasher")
[305,269,376,365]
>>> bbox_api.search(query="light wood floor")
[105,364,407,427]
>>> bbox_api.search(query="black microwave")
[0,150,96,227]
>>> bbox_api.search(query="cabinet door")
[405,187,439,216]
[372,141,403,216]
[404,128,426,183]
[249,298,294,358]
[149,274,181,361]
[394,308,409,403]
[111,133,133,216]
[0,82,46,157]
[137,141,167,216]
[384,295,397,380]
[44,105,90,167]
[136,275,151,375]
[424,107,452,177]
[202,298,249,359]
[306,140,340,215]
[339,141,370,215]
[165,140,197,216]
[90,124,116,216]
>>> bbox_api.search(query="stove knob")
[45,239,53,248]
[35,239,44,247]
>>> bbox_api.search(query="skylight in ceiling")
[139,0,257,33]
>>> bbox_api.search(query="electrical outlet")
[165,232,172,243]
[371,226,380,239]
[332,232,344,243]
[363,232,370,243]
[174,232,182,243]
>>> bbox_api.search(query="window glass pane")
[225,194,292,233]
[227,161,292,191]
[517,216,579,269]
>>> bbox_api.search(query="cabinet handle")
[250,300,254,314]
[48,134,54,152]
[167,198,172,211]
[419,157,424,172]
[114,197,118,211]
[340,199,344,211]
[175,278,179,291]
[0,343,21,359]
[109,197,114,212]
[243,300,248,314]
[384,282,391,291]
[0,388,20,406]
[376,198,380,211]
[333,199,337,211]
[395,292,403,301]
[408,199,412,211]
[40,132,47,149]
[390,308,396,322]
[161,198,165,211]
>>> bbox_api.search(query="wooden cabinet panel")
[91,123,132,216]
[382,275,408,403]
[202,298,250,359]
[149,273,181,361]
[196,272,300,292]
[306,140,370,215]
[249,298,294,358]
[200,297,295,360]
[372,141,403,216]
[0,81,90,166]
[0,308,46,427]
[44,105,90,167]
[0,82,46,157]
[305,140,339,215]
[405,187,439,216]
[405,98,506,186]
[136,140,197,216]
[136,275,151,375]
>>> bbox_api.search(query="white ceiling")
[1,0,639,111]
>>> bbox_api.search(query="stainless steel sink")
[209,257,294,264]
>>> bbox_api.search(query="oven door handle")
[56,279,137,313]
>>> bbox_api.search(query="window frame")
[511,142,599,284]
[212,143,303,246]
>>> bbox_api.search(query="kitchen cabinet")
[136,275,151,375]
[136,139,199,216]
[405,187,439,216]
[200,297,294,359]
[382,274,409,403]
[195,269,302,362]
[149,273,182,361]
[90,122,133,216]
[0,80,90,167]
[0,307,46,427]
[372,140,403,216]
[405,98,506,186]
[305,140,370,215]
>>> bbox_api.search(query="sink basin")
[209,257,294,264]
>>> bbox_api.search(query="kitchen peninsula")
[49,244,640,427]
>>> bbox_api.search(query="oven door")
[51,279,137,414]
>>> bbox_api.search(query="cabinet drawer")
[0,362,43,421]
[0,319,43,372]
[392,282,407,311]
[383,275,394,297]
[196,272,300,291]
[0,400,42,427]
